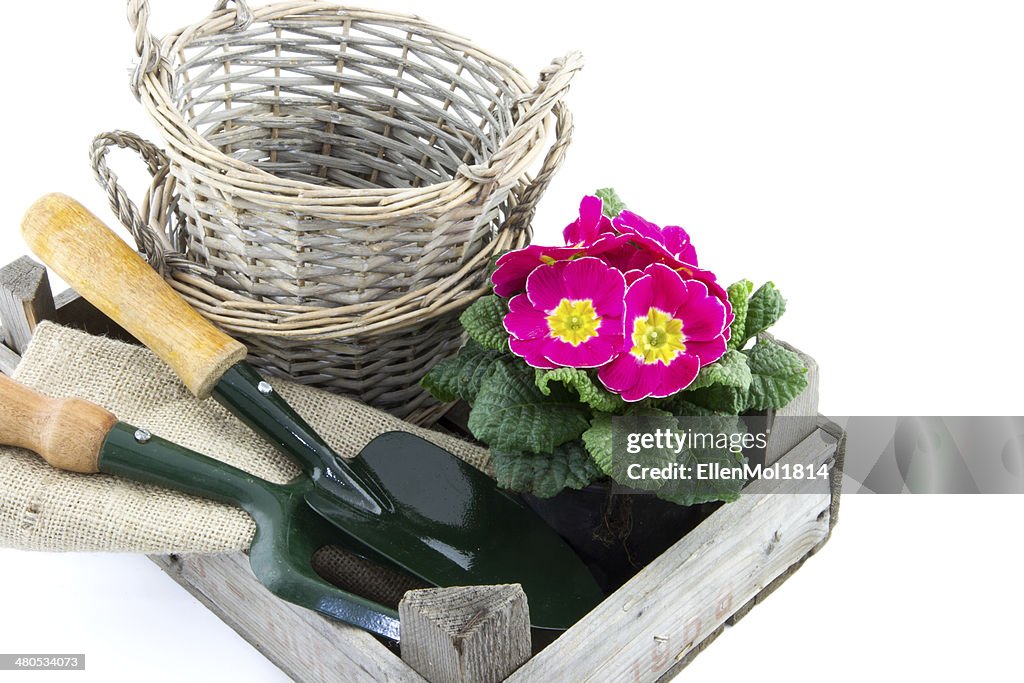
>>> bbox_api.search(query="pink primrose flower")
[490,244,583,298]
[613,210,700,266]
[563,195,616,245]
[503,257,626,369]
[598,264,730,401]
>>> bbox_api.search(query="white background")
[1,1,1022,680]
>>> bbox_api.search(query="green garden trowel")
[21,194,603,634]
[0,372,403,640]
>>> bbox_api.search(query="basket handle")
[499,100,575,234]
[458,51,584,188]
[90,130,177,274]
[127,0,254,97]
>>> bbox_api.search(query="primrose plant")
[422,190,807,506]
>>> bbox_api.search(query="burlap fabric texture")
[1,322,490,556]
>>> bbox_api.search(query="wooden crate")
[0,257,843,683]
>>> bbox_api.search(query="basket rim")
[136,1,552,202]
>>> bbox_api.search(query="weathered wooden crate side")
[508,425,838,683]
[151,553,424,682]
[0,257,843,683]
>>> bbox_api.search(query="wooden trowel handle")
[0,373,118,474]
[21,193,247,398]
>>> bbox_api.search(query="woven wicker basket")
[94,0,580,424]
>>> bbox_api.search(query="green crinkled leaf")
[744,338,808,410]
[595,188,626,218]
[608,408,679,494]
[596,410,747,503]
[727,279,754,350]
[685,350,753,392]
[490,441,603,498]
[536,367,626,413]
[660,396,723,416]
[581,412,614,476]
[743,282,786,343]
[420,339,507,404]
[680,383,748,415]
[468,361,592,453]
[585,409,749,504]
[420,362,460,402]
[459,295,509,351]
[654,415,749,506]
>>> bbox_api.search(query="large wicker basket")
[94,0,581,424]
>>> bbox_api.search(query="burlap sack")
[1,321,490,555]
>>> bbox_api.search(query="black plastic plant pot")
[521,484,720,593]
[520,414,769,593]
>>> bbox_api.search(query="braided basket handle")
[459,51,584,188]
[90,131,177,273]
[128,0,254,97]
[499,101,575,234]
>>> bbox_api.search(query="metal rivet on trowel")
[258,381,274,395]
[134,429,152,444]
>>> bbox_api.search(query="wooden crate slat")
[765,336,821,466]
[507,427,837,683]
[150,553,425,683]
[0,340,20,376]
[0,257,56,354]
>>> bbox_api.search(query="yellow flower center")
[547,298,602,346]
[630,308,686,365]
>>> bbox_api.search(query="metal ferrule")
[212,363,390,516]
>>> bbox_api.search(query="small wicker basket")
[94,0,581,424]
